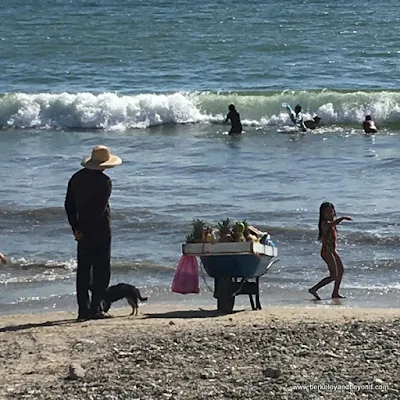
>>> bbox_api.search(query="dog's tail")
[136,288,148,302]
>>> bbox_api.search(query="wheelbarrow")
[182,242,278,313]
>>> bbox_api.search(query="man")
[224,104,243,135]
[65,145,122,320]
[362,115,378,134]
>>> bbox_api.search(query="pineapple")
[218,218,233,242]
[242,219,250,238]
[191,218,206,243]
[185,233,195,243]
[232,221,246,242]
[205,225,213,243]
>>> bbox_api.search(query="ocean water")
[0,0,400,314]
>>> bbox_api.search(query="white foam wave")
[1,90,400,130]
[0,92,208,130]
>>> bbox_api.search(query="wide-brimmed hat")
[81,145,122,170]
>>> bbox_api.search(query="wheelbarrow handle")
[266,258,280,272]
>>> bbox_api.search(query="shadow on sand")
[144,308,246,320]
[0,318,77,334]
[0,308,248,333]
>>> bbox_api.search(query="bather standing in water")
[224,104,243,135]
[362,115,378,134]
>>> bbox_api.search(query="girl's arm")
[322,216,352,230]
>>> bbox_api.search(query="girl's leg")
[309,253,337,300]
[332,252,345,298]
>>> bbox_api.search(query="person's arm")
[362,121,367,132]
[223,113,230,124]
[0,252,6,265]
[64,180,79,233]
[322,216,352,230]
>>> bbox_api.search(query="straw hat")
[81,145,122,170]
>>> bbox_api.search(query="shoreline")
[1,305,399,399]
[1,303,400,324]
[2,282,400,316]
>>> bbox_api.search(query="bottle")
[211,229,219,243]
[260,234,271,245]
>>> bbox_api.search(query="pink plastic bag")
[172,255,200,294]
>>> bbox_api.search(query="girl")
[309,202,352,300]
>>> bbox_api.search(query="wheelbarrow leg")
[214,277,235,314]
[255,277,262,310]
[248,294,256,310]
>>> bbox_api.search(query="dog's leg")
[127,297,137,316]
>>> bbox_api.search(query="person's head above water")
[365,115,372,121]
[294,104,301,113]
[228,104,236,112]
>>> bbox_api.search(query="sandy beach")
[0,305,399,399]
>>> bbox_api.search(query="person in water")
[309,202,352,300]
[0,252,6,265]
[286,104,307,132]
[224,104,243,134]
[304,116,321,130]
[362,115,378,134]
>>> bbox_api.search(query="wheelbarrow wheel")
[215,277,235,313]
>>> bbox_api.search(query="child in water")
[309,202,352,300]
[224,104,243,135]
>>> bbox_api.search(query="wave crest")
[1,89,400,130]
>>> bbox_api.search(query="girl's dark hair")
[318,202,336,241]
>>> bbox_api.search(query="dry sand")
[0,305,399,399]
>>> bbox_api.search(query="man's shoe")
[77,313,90,322]
[90,311,110,320]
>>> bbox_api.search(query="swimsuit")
[321,226,337,254]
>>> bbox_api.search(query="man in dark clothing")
[65,145,122,320]
[224,104,243,135]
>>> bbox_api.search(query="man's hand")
[74,231,83,241]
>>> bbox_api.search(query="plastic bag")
[171,255,200,294]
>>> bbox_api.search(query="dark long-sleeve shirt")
[65,168,112,236]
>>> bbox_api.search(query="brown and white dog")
[101,283,148,315]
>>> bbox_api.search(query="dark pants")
[229,123,243,134]
[77,234,111,316]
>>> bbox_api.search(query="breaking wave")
[1,89,400,131]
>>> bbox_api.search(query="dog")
[101,283,148,315]
[304,116,321,130]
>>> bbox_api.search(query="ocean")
[1,0,399,315]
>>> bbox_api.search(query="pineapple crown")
[217,218,232,235]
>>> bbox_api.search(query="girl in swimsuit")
[309,202,352,300]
